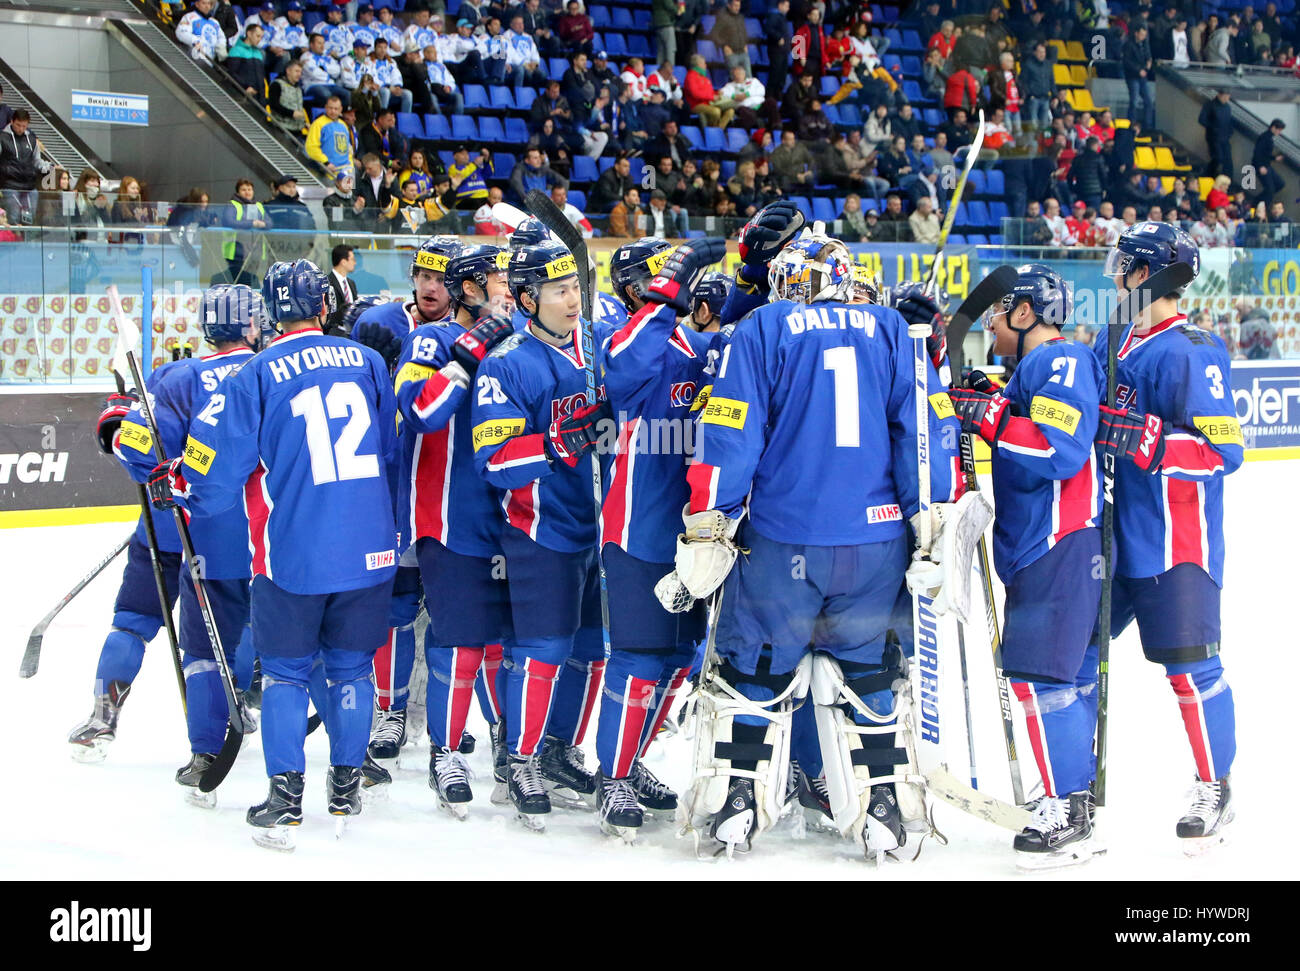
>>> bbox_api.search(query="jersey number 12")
[290,382,380,485]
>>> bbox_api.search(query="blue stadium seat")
[789,196,812,215]
[884,28,902,47]
[568,190,586,211]
[965,201,991,226]
[838,104,862,126]
[547,58,567,78]
[479,116,506,143]
[612,7,634,28]
[672,65,686,85]
[504,117,529,143]
[685,229,706,238]
[967,170,986,194]
[591,7,611,28]
[822,104,841,125]
[425,114,451,140]
[986,169,1005,195]
[901,31,923,52]
[820,76,838,97]
[698,40,720,63]
[701,14,716,32]
[493,152,515,173]
[627,35,652,58]
[439,151,455,169]
[451,115,478,140]
[679,124,704,148]
[572,156,599,182]
[703,126,726,152]
[901,80,923,103]
[812,197,837,224]
[744,17,761,34]
[489,86,514,112]
[883,54,902,72]
[514,87,538,113]
[923,108,944,127]
[633,9,651,30]
[989,234,1005,245]
[966,234,988,245]
[720,160,737,180]
[396,112,423,139]
[987,202,1009,224]
[463,85,490,111]
[598,156,616,173]
[949,234,967,244]
[724,129,748,154]
[310,107,324,121]
[605,33,628,56]
[902,56,922,76]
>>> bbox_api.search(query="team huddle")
[70,199,1242,868]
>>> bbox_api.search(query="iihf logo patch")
[669,381,697,407]
[1116,384,1137,409]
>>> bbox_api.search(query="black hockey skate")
[247,772,304,852]
[1013,790,1098,870]
[68,679,131,763]
[597,771,643,843]
[458,731,476,755]
[175,753,218,809]
[508,753,551,831]
[242,658,263,710]
[710,777,757,858]
[360,754,392,792]
[368,705,407,762]
[538,735,597,808]
[490,721,510,805]
[430,746,474,819]
[327,765,363,837]
[861,784,907,863]
[630,759,677,813]
[1177,776,1233,855]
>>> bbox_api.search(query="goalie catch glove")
[670,505,744,601]
[905,492,993,624]
[735,201,806,294]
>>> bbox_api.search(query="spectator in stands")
[1121,25,1155,130]
[1205,173,1231,212]
[591,153,633,212]
[646,60,684,107]
[403,10,437,52]
[652,0,679,73]
[944,65,980,122]
[609,186,643,237]
[110,176,152,243]
[220,178,267,283]
[1199,90,1234,180]
[765,0,794,103]
[1169,15,1192,67]
[356,153,395,229]
[620,56,649,103]
[472,185,507,234]
[892,102,922,143]
[716,66,767,131]
[877,191,909,241]
[475,16,509,84]
[799,98,836,149]
[951,23,992,82]
[301,33,351,109]
[548,184,592,238]
[685,158,722,214]
[1092,199,1122,244]
[398,44,435,115]
[941,107,974,151]
[653,154,684,199]
[909,195,941,244]
[176,0,229,67]
[226,22,268,99]
[383,172,459,238]
[1042,196,1076,245]
[514,0,557,57]
[556,1,595,56]
[449,144,494,211]
[782,73,818,128]
[423,44,464,116]
[771,129,816,192]
[440,21,484,84]
[399,148,436,197]
[36,167,73,227]
[276,1,310,59]
[923,47,950,102]
[1065,199,1090,242]
[984,3,1011,51]
[1018,198,1052,245]
[359,107,407,171]
[1206,20,1236,64]
[726,160,763,217]
[71,169,109,238]
[643,187,686,238]
[322,171,368,229]
[264,174,315,235]
[877,135,913,187]
[563,52,598,116]
[366,39,413,114]
[909,162,944,212]
[837,193,868,241]
[594,87,633,153]
[503,16,547,91]
[794,7,830,80]
[865,103,894,152]
[1019,42,1053,131]
[1069,135,1106,209]
[905,133,931,173]
[530,119,573,178]
[0,110,51,226]
[589,51,621,99]
[989,51,1023,136]
[676,0,707,68]
[928,20,957,60]
[1252,119,1287,205]
[509,146,569,205]
[351,71,382,130]
[324,244,358,333]
[1045,132,1074,204]
[928,129,953,172]
[685,54,729,128]
[646,118,693,169]
[712,0,753,76]
[339,39,368,91]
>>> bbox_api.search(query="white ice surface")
[2,461,1296,880]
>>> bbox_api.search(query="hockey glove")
[672,505,743,600]
[906,492,993,624]
[963,369,998,394]
[545,399,612,467]
[1096,404,1165,473]
[96,391,139,454]
[451,313,515,375]
[894,291,948,367]
[947,388,1010,442]
[737,201,806,266]
[146,457,191,511]
[351,321,404,371]
[646,238,727,315]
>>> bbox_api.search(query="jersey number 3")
[290,382,380,485]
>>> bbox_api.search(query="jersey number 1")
[290,382,380,485]
[822,346,860,448]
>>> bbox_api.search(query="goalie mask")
[768,234,854,305]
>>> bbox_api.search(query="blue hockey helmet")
[611,237,674,311]
[1104,221,1200,295]
[201,284,263,344]
[340,295,389,337]
[261,259,334,326]
[408,234,463,283]
[508,241,579,326]
[445,244,511,313]
[691,271,733,318]
[1003,263,1072,329]
[508,217,554,249]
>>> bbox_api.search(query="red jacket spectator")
[684,68,717,109]
[1206,187,1230,211]
[827,32,853,69]
[929,31,956,59]
[944,68,979,112]
[1090,121,1115,143]
[794,22,830,77]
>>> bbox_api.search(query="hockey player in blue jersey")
[471,241,613,829]
[349,237,463,770]
[150,259,399,850]
[590,237,725,839]
[688,271,733,333]
[945,264,1106,868]
[67,369,186,761]
[116,285,265,803]
[668,229,965,859]
[391,242,518,816]
[1092,223,1242,853]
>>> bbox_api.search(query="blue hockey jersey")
[472,322,611,553]
[180,328,399,595]
[1094,314,1244,584]
[601,302,711,562]
[354,299,448,346]
[116,348,256,579]
[393,322,504,558]
[984,338,1103,582]
[594,292,629,328]
[689,299,963,545]
[113,361,183,555]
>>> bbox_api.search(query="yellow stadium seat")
[1154,146,1192,171]
[1048,39,1068,59]
[1069,64,1090,86]
[1113,117,1131,128]
[1054,64,1073,86]
[1161,176,1175,194]
[1134,135,1152,143]
[1198,176,1214,200]
[1135,146,1158,169]
[1065,41,1087,61]
[1068,88,1101,113]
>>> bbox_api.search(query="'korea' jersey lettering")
[179,329,400,594]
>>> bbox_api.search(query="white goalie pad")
[906,491,993,625]
[810,655,926,839]
[678,654,812,843]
